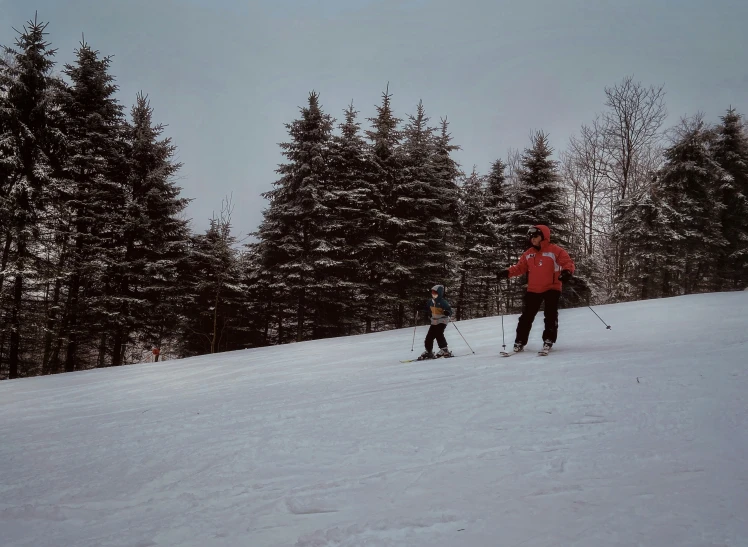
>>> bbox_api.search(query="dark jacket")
[424,284,452,325]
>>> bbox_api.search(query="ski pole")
[410,310,418,351]
[588,306,612,329]
[496,279,506,352]
[451,320,475,354]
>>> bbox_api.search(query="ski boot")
[435,347,453,358]
[417,350,435,361]
[500,342,524,357]
[539,340,553,356]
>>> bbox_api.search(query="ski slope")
[1,292,747,547]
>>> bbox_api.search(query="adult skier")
[496,224,575,354]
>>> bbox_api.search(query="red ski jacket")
[507,225,575,293]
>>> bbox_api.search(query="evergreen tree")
[57,40,126,371]
[657,116,726,295]
[255,91,335,342]
[483,159,513,312]
[509,131,569,247]
[0,16,60,378]
[431,117,462,277]
[328,103,380,333]
[233,248,269,349]
[392,100,439,326]
[243,242,279,345]
[614,190,675,300]
[180,212,245,356]
[455,168,495,319]
[364,86,403,326]
[713,108,748,289]
[115,93,191,363]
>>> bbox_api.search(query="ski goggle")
[527,227,543,239]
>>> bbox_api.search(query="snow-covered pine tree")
[114,93,191,364]
[0,16,60,379]
[713,108,748,290]
[234,246,272,349]
[483,158,513,313]
[431,117,462,291]
[393,101,458,328]
[614,190,675,300]
[57,39,126,371]
[455,168,495,319]
[179,206,245,356]
[364,85,403,327]
[328,103,381,334]
[243,241,278,345]
[255,91,336,342]
[657,115,727,295]
[510,131,570,246]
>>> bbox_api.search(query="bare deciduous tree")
[504,147,523,192]
[563,117,610,256]
[602,75,667,203]
[210,195,236,354]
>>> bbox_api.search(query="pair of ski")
[400,348,550,363]
[500,347,551,357]
[399,354,456,363]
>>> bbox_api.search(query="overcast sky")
[2,0,746,240]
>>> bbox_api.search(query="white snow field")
[1,292,747,547]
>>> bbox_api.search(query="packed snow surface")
[1,292,747,546]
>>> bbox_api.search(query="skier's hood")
[431,285,444,298]
[535,224,551,242]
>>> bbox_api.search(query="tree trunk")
[0,230,12,289]
[9,233,26,379]
[64,235,85,373]
[212,287,221,353]
[0,331,6,378]
[277,303,284,344]
[0,231,12,376]
[42,276,63,375]
[683,250,692,295]
[97,332,108,367]
[111,329,124,366]
[64,268,81,373]
[396,302,405,330]
[296,287,306,343]
[588,197,595,254]
[457,269,466,321]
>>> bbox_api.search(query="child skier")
[418,284,453,360]
[496,224,575,355]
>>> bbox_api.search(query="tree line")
[2,16,747,379]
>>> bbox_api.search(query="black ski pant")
[425,323,448,352]
[515,290,561,345]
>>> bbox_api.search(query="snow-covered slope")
[1,292,747,547]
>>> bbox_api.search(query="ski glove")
[559,270,572,282]
[496,269,509,280]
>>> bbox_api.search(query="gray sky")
[2,0,747,241]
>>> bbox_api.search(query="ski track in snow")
[1,293,747,546]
